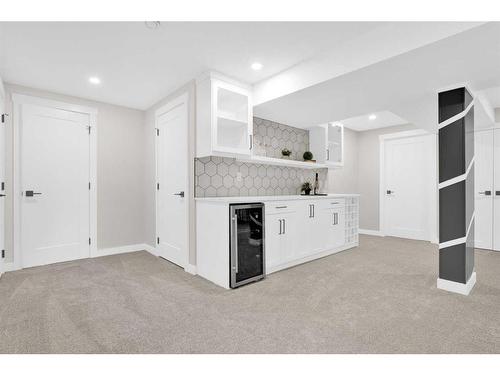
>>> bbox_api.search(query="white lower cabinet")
[265,198,354,273]
[195,196,359,288]
[265,210,298,269]
[322,205,346,250]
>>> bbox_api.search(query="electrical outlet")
[236,172,243,182]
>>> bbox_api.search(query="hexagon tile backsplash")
[253,117,309,160]
[195,156,328,197]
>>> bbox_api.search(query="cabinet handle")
[279,219,282,235]
[249,134,253,150]
[233,215,239,274]
[312,204,315,218]
[496,191,500,196]
[283,219,286,234]
[326,149,330,161]
[275,205,287,209]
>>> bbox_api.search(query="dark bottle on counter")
[313,173,319,195]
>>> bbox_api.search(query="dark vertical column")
[437,87,476,295]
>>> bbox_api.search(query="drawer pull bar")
[275,206,288,209]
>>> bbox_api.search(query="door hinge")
[156,128,159,136]
[1,250,5,259]
[89,237,91,246]
[1,114,8,123]
[157,182,159,190]
[157,237,160,245]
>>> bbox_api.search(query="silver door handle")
[282,219,286,234]
[233,215,238,274]
[312,204,315,218]
[173,191,185,197]
[478,191,492,196]
[25,190,42,197]
[279,219,282,235]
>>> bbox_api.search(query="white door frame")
[12,94,97,270]
[154,93,192,271]
[379,129,438,242]
[0,80,4,275]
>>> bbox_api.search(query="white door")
[494,129,500,251]
[21,104,90,268]
[0,98,5,270]
[383,134,434,241]
[474,129,494,250]
[156,98,188,268]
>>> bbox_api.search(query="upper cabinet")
[309,122,344,168]
[196,72,253,158]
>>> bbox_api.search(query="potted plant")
[301,182,312,195]
[281,148,292,159]
[303,151,314,162]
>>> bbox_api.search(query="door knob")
[173,191,185,197]
[25,190,42,197]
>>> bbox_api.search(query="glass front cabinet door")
[196,73,253,158]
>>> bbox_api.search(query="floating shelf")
[237,155,328,169]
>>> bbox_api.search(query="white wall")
[328,124,418,232]
[3,83,147,262]
[328,127,358,193]
[495,108,500,123]
[144,80,197,265]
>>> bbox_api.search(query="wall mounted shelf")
[237,155,328,169]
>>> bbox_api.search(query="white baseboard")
[359,229,384,237]
[267,242,358,275]
[437,272,476,296]
[143,244,157,257]
[91,243,152,258]
[1,261,20,272]
[185,263,197,275]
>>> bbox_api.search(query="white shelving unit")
[308,122,344,168]
[238,155,328,169]
[196,72,253,158]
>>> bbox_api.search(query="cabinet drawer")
[325,198,345,208]
[265,201,297,214]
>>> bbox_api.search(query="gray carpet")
[2,234,500,353]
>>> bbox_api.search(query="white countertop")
[195,194,359,203]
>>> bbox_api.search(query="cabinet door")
[212,80,252,157]
[265,214,283,269]
[297,202,313,257]
[327,123,344,167]
[321,207,345,250]
[280,212,298,263]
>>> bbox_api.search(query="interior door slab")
[156,100,188,268]
[21,103,90,268]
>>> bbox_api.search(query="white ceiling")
[340,111,408,132]
[0,22,481,110]
[0,22,384,109]
[254,22,500,133]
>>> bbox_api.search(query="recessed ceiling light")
[89,76,101,85]
[145,21,161,30]
[369,114,377,120]
[251,62,263,71]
